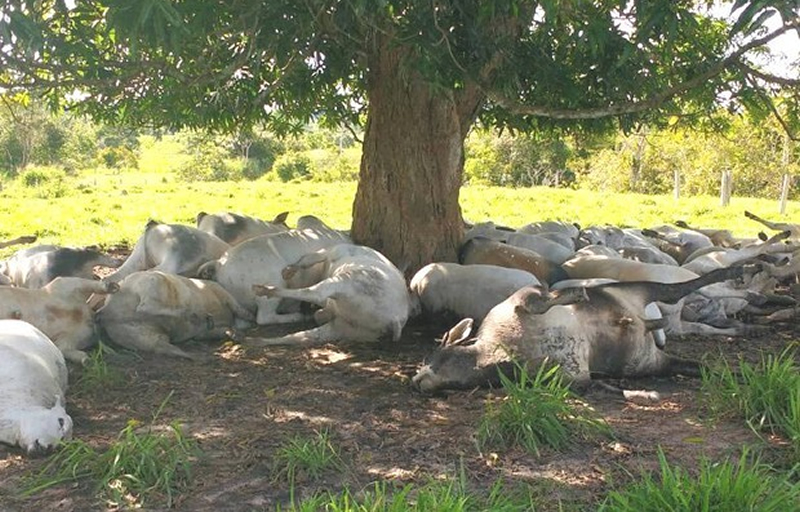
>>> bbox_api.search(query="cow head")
[17,397,73,455]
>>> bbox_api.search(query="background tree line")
[2,99,797,200]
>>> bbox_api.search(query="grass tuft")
[273,429,342,486]
[477,361,612,455]
[599,448,800,512]
[282,478,536,511]
[73,342,126,395]
[702,347,800,460]
[23,395,199,508]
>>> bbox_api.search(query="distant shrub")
[175,151,242,182]
[20,166,66,187]
[99,146,139,170]
[274,153,311,182]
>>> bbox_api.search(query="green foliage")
[477,362,611,455]
[599,449,800,512]
[274,153,312,182]
[23,396,199,509]
[466,130,574,187]
[283,478,536,512]
[273,429,342,485]
[701,348,800,461]
[18,166,69,198]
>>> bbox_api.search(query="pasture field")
[1,168,800,255]
[0,171,799,510]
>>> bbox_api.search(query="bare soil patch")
[0,315,797,511]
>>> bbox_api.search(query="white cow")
[1,245,122,288]
[234,244,410,347]
[96,271,255,359]
[199,218,350,324]
[105,220,230,283]
[0,320,73,454]
[196,211,290,245]
[0,277,118,364]
[410,263,541,323]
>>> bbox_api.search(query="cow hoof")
[104,281,120,293]
[622,389,661,402]
[281,265,298,281]
[252,284,278,297]
[225,328,243,343]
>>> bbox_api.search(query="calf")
[410,263,540,323]
[196,211,290,245]
[0,320,73,454]
[412,266,745,396]
[1,245,122,288]
[0,277,118,364]
[105,220,230,283]
[234,244,410,347]
[96,271,255,359]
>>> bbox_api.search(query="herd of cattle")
[2,209,800,455]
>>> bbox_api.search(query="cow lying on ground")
[196,211,290,245]
[410,263,540,323]
[0,319,73,454]
[96,271,255,359]
[413,266,750,398]
[561,251,765,336]
[459,237,568,285]
[1,245,122,288]
[199,216,350,324]
[105,220,230,283]
[231,244,410,347]
[0,277,118,364]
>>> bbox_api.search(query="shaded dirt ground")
[0,314,797,511]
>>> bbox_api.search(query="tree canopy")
[2,0,799,271]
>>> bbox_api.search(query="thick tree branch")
[736,61,800,87]
[483,19,800,120]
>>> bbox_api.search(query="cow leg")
[253,279,346,309]
[106,324,199,360]
[254,296,307,325]
[237,322,340,348]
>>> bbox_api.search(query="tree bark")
[351,38,481,278]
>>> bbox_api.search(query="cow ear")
[272,211,290,226]
[196,211,208,225]
[441,318,473,347]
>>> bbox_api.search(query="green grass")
[598,449,800,512]
[477,362,612,456]
[72,342,127,395]
[23,395,199,509]
[282,477,538,511]
[1,167,798,256]
[701,348,800,462]
[273,429,343,486]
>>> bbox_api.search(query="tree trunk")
[351,40,482,278]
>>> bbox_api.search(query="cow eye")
[58,418,65,428]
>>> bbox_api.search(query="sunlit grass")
[599,448,800,512]
[477,362,612,456]
[701,347,800,462]
[1,167,797,256]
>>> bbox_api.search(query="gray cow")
[412,265,750,399]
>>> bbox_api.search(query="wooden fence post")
[720,170,732,206]
[780,174,792,215]
[673,169,680,199]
